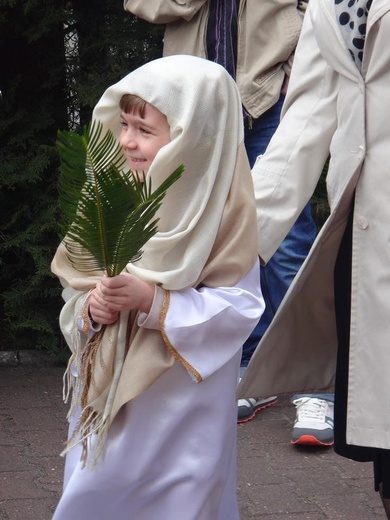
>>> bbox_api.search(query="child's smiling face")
[119,102,171,179]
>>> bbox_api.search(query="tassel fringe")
[61,320,108,470]
[61,404,109,470]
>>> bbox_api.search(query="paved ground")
[0,361,386,519]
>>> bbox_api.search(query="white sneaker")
[291,397,334,446]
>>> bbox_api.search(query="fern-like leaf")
[56,121,184,277]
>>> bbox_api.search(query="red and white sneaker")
[291,397,334,446]
[237,396,278,424]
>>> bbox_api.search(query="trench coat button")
[356,216,368,229]
[358,145,365,159]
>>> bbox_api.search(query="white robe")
[53,263,263,520]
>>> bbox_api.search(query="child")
[51,55,264,520]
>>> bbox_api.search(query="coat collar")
[311,0,360,82]
[367,0,390,28]
[311,0,390,83]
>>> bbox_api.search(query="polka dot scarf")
[335,0,372,68]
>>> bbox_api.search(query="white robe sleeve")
[58,286,90,353]
[59,264,263,383]
[140,262,263,382]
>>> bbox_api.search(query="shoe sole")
[237,398,278,424]
[291,434,334,446]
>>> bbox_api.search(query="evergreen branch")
[56,122,184,277]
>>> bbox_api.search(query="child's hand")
[91,273,155,320]
[89,289,120,325]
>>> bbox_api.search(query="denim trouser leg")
[292,393,335,403]
[241,95,317,367]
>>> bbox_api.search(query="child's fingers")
[100,274,133,291]
[89,303,119,324]
[90,292,118,313]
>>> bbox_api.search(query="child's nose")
[120,130,137,149]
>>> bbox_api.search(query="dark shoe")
[237,396,278,423]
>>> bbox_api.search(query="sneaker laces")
[294,397,331,421]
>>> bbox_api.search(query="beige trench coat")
[238,0,390,450]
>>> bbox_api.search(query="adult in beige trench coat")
[238,0,390,513]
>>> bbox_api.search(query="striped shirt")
[206,0,239,79]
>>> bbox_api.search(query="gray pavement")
[0,360,386,519]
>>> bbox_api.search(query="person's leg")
[292,393,334,402]
[237,98,285,423]
[243,96,284,168]
[373,451,390,518]
[379,484,390,519]
[242,95,317,366]
[241,203,317,364]
[237,96,316,423]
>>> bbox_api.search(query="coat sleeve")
[123,0,207,24]
[253,5,339,263]
[139,262,264,382]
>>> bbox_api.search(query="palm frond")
[56,121,184,277]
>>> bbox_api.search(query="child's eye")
[120,121,128,128]
[140,127,151,135]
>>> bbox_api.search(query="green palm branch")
[56,121,184,277]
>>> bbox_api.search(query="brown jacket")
[123,0,308,119]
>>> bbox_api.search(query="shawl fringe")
[61,321,110,469]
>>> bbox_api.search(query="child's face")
[119,103,171,179]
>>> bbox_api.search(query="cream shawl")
[52,55,258,463]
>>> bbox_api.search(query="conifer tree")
[0,0,68,358]
[0,0,163,359]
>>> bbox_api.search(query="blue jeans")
[292,393,335,403]
[241,95,317,366]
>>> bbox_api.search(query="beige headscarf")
[52,55,258,464]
